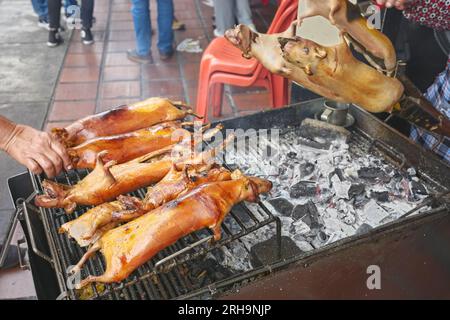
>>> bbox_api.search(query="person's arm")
[0,115,72,178]
[375,0,414,10]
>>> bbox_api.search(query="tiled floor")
[44,0,279,130]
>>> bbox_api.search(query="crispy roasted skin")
[35,132,233,214]
[225,24,403,113]
[52,97,191,147]
[35,151,173,214]
[279,35,404,113]
[68,121,188,169]
[59,165,232,247]
[72,175,272,288]
[298,0,397,74]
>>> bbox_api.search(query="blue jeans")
[31,0,77,20]
[131,0,174,56]
[31,0,48,20]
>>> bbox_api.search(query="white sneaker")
[213,29,224,38]
[38,18,50,30]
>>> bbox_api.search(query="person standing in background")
[31,0,79,30]
[213,0,256,37]
[47,0,95,47]
[127,0,174,64]
[31,0,49,29]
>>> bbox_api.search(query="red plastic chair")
[196,0,298,121]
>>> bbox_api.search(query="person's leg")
[48,0,61,29]
[235,0,254,26]
[156,0,174,55]
[31,0,49,20]
[213,0,235,36]
[64,0,78,10]
[131,0,152,56]
[80,0,94,29]
[47,0,63,47]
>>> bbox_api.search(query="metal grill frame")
[17,98,450,300]
[27,159,282,300]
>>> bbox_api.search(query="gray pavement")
[0,0,68,244]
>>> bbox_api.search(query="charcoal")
[287,151,297,159]
[291,204,307,220]
[371,191,389,202]
[268,197,294,216]
[202,258,234,278]
[298,118,350,143]
[300,162,315,176]
[348,184,365,198]
[356,223,373,235]
[300,201,321,229]
[290,181,317,198]
[358,167,391,183]
[250,236,303,268]
[358,167,383,179]
[353,194,370,207]
[411,180,428,195]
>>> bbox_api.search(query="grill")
[25,160,282,300]
[5,98,450,299]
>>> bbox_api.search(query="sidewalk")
[45,0,277,131]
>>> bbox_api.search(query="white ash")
[212,126,432,272]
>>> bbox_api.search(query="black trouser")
[48,0,95,30]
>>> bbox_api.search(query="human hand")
[376,0,413,10]
[2,124,72,178]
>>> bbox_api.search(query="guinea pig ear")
[314,47,327,59]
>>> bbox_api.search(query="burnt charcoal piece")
[202,258,235,278]
[299,201,321,229]
[292,204,307,220]
[355,223,373,235]
[358,167,383,179]
[290,181,317,198]
[353,194,370,207]
[287,151,297,159]
[298,118,350,145]
[358,167,391,183]
[250,236,303,268]
[348,184,365,198]
[268,198,294,216]
[300,162,315,176]
[371,191,389,202]
[411,180,428,195]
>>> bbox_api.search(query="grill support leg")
[274,216,282,260]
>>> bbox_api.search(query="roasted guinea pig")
[298,0,397,74]
[71,173,272,288]
[67,121,202,170]
[52,97,195,147]
[35,131,233,214]
[225,23,403,113]
[59,165,232,247]
[278,35,404,112]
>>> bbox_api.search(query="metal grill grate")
[29,160,281,300]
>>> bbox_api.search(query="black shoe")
[47,29,63,47]
[81,28,94,45]
[158,49,174,61]
[127,49,154,64]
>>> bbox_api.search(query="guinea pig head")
[225,24,257,59]
[279,36,328,76]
